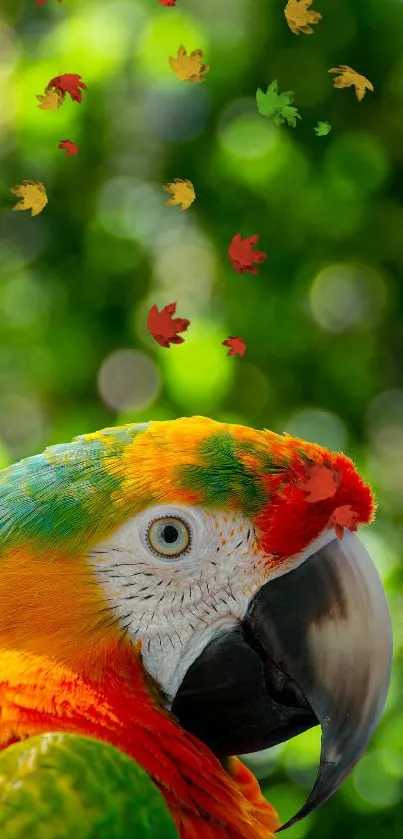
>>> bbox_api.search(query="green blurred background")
[0,0,403,836]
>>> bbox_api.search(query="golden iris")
[147,516,191,558]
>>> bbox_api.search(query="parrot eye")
[147,516,192,558]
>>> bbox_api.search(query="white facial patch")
[89,503,338,704]
[89,504,267,702]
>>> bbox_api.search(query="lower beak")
[172,531,393,830]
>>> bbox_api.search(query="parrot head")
[0,416,392,831]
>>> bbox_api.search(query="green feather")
[0,424,148,556]
[178,431,270,517]
[0,732,179,839]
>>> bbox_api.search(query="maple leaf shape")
[328,505,360,539]
[46,74,88,103]
[58,139,79,156]
[169,45,209,83]
[36,86,65,110]
[158,0,177,5]
[147,302,190,348]
[228,233,267,275]
[297,463,342,503]
[328,66,374,101]
[314,120,331,136]
[284,0,322,36]
[11,180,48,217]
[163,179,196,210]
[256,80,301,127]
[222,336,247,358]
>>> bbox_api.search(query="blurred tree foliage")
[0,0,402,837]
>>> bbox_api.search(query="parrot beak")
[172,531,393,829]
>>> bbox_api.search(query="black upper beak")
[172,532,393,830]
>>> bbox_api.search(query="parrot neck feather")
[0,644,279,839]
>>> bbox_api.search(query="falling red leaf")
[228,233,267,274]
[47,74,88,103]
[328,505,360,539]
[297,462,342,503]
[158,0,177,5]
[36,0,63,5]
[147,302,190,348]
[58,139,79,156]
[222,336,247,358]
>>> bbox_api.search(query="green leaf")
[314,120,332,136]
[256,79,301,127]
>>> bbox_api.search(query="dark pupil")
[162,525,179,544]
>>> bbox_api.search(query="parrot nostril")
[263,660,312,711]
[242,623,312,713]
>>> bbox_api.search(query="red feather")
[0,641,279,839]
[255,440,375,562]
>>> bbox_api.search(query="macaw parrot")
[0,416,393,839]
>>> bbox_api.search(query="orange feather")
[0,641,279,839]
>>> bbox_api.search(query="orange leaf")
[11,180,48,217]
[222,336,247,358]
[328,505,359,539]
[46,74,88,103]
[36,87,65,110]
[169,45,209,83]
[297,462,342,502]
[58,139,79,156]
[228,233,267,274]
[147,302,190,348]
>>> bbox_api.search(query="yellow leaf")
[163,178,196,211]
[36,86,65,110]
[284,0,322,35]
[328,65,374,101]
[11,181,48,217]
[168,45,209,83]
